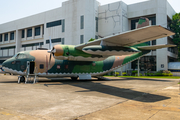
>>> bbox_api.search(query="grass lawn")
[104,76,180,79]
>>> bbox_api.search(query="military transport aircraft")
[0,18,176,82]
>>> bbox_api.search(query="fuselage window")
[40,64,44,69]
[11,61,16,64]
[65,65,68,69]
[11,61,21,64]
[57,65,60,69]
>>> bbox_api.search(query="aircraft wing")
[75,25,174,50]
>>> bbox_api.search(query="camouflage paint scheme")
[2,43,149,77]
[1,17,174,78]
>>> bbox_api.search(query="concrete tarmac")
[0,74,179,120]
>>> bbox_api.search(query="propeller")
[47,37,53,69]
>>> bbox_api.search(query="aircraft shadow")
[0,78,171,102]
[42,79,170,103]
[110,77,173,82]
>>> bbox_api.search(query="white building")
[0,0,178,72]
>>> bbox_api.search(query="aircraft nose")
[2,61,6,67]
[2,60,8,68]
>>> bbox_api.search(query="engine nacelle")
[51,45,106,61]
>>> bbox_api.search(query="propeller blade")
[48,53,52,69]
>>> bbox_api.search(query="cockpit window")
[15,54,27,59]
[13,54,18,58]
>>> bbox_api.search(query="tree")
[170,13,180,60]
[88,38,95,42]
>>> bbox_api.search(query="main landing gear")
[71,77,78,80]
[18,76,25,83]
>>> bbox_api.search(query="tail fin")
[138,44,176,51]
[137,17,149,29]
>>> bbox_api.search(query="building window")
[152,40,156,45]
[22,30,25,38]
[47,20,61,28]
[10,32,14,40]
[96,17,98,32]
[46,38,61,44]
[95,35,98,39]
[62,19,65,32]
[0,34,2,42]
[131,56,156,71]
[39,64,44,69]
[22,42,44,47]
[4,33,8,41]
[62,38,64,44]
[80,16,84,29]
[80,35,84,44]
[0,46,15,50]
[35,27,40,36]
[27,28,32,37]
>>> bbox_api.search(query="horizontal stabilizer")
[138,44,176,50]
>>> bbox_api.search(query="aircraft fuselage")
[2,49,149,78]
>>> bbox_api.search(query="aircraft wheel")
[71,77,78,80]
[20,76,25,82]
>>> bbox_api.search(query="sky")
[0,0,179,24]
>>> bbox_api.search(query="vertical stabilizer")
[137,17,149,29]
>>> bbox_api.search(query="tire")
[71,77,78,80]
[20,76,25,82]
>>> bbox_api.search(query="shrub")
[132,70,138,76]
[135,73,142,76]
[110,72,114,76]
[162,70,173,76]
[155,72,162,76]
[115,72,119,76]
[154,70,173,76]
[132,70,138,74]
[122,72,127,76]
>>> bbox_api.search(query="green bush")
[132,70,137,74]
[122,72,127,76]
[154,70,173,76]
[162,70,173,76]
[154,72,163,76]
[145,73,154,76]
[115,72,119,76]
[135,73,142,76]
[110,72,114,76]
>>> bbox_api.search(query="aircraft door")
[27,61,35,74]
